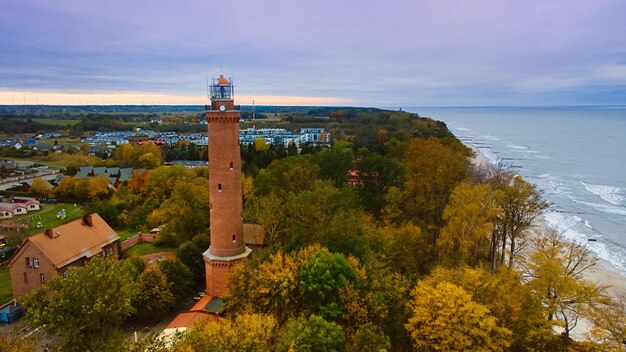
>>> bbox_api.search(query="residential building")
[8,214,120,297]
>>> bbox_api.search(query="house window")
[229,162,234,170]
[63,270,67,278]
[40,273,45,283]
[109,247,114,256]
[218,184,222,192]
[33,258,40,268]
[25,257,31,268]
[23,272,27,283]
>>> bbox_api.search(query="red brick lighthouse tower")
[203,74,251,297]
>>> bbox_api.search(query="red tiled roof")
[18,214,119,269]
[243,223,265,246]
[190,295,213,312]
[166,312,215,329]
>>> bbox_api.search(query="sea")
[404,106,626,275]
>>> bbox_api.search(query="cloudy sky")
[1,0,625,106]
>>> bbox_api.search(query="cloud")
[1,0,626,105]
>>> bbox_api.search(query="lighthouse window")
[218,184,222,192]
[232,234,236,242]
[229,161,234,170]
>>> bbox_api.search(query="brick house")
[8,214,120,298]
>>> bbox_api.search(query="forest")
[4,109,625,352]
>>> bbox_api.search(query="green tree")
[148,176,209,244]
[277,315,345,352]
[253,155,320,196]
[158,258,194,304]
[133,266,175,319]
[176,234,210,284]
[298,248,358,320]
[317,141,354,188]
[405,281,512,352]
[353,149,405,218]
[21,256,136,352]
[344,322,391,352]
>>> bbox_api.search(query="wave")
[543,211,626,273]
[573,199,626,216]
[479,134,500,141]
[507,143,529,150]
[581,181,624,206]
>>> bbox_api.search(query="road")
[0,170,60,191]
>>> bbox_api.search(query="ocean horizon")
[404,106,626,275]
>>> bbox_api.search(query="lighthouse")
[203,73,251,297]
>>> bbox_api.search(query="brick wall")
[120,233,157,251]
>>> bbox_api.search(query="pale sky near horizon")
[1,0,625,106]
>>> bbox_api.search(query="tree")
[344,322,391,352]
[590,296,626,351]
[148,176,209,244]
[298,248,358,320]
[88,175,111,201]
[29,177,51,198]
[316,141,354,188]
[405,281,512,352]
[238,251,300,322]
[246,193,286,248]
[277,315,345,352]
[520,230,607,341]
[403,138,469,229]
[21,256,136,352]
[133,266,176,319]
[176,234,210,284]
[493,174,548,268]
[174,313,278,352]
[253,155,320,196]
[158,258,194,304]
[382,224,431,277]
[421,266,552,351]
[353,149,405,218]
[437,183,500,266]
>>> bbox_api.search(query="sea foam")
[581,181,624,206]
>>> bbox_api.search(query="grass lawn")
[0,266,13,306]
[125,242,176,257]
[24,203,87,235]
[117,228,140,241]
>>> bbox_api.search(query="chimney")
[83,215,94,227]
[44,229,54,238]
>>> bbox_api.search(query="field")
[35,118,79,127]
[0,266,13,306]
[24,203,87,235]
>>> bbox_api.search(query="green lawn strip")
[0,266,14,306]
[117,228,140,241]
[125,242,176,257]
[24,203,87,235]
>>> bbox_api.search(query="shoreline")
[466,143,626,299]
